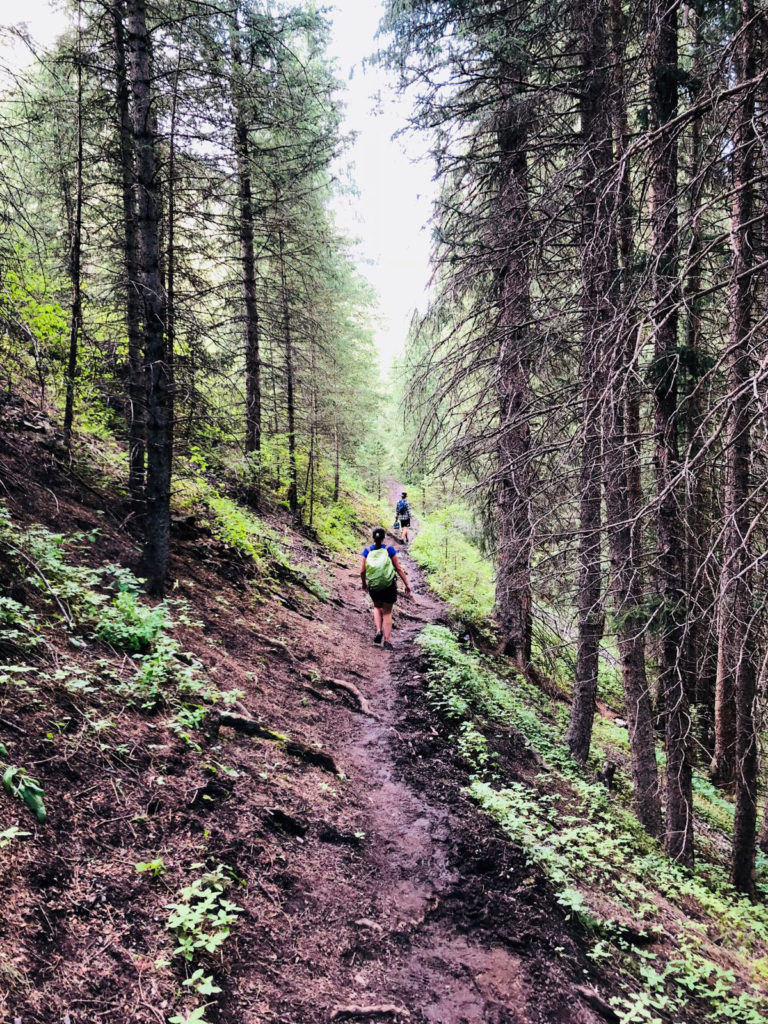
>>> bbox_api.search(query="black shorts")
[370,581,398,608]
[399,518,411,528]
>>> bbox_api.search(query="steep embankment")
[0,414,621,1024]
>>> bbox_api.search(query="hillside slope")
[0,412,620,1024]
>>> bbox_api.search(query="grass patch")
[409,506,494,630]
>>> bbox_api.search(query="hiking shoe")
[373,631,383,645]
[383,641,394,651]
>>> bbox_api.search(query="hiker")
[394,492,413,543]
[360,527,412,650]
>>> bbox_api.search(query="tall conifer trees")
[388,0,768,886]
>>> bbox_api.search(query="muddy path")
[237,519,614,1024]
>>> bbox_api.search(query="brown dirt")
[0,418,620,1024]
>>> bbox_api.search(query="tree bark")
[648,0,694,865]
[680,2,715,754]
[63,0,83,450]
[333,418,340,503]
[725,0,759,895]
[566,0,609,766]
[230,6,262,459]
[112,0,145,508]
[592,0,663,835]
[494,73,533,669]
[278,227,299,518]
[126,0,171,595]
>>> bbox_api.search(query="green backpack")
[366,547,395,590]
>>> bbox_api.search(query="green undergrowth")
[409,505,494,631]
[174,467,330,600]
[206,494,327,600]
[0,503,240,758]
[416,624,768,1024]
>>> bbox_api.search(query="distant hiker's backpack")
[365,547,395,590]
[396,499,409,516]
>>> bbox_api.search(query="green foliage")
[202,492,327,600]
[0,596,41,652]
[95,585,168,653]
[0,825,32,847]
[1,758,47,822]
[0,504,226,744]
[416,624,768,1024]
[135,858,167,877]
[409,507,494,629]
[183,969,222,996]
[168,1006,214,1024]
[166,864,243,961]
[456,721,497,779]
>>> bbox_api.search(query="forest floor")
[0,417,619,1024]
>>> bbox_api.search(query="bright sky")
[0,0,435,364]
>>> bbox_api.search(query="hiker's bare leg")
[382,606,393,642]
[373,607,383,633]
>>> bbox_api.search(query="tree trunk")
[333,419,340,503]
[126,0,171,595]
[165,46,179,464]
[112,0,145,508]
[230,7,262,458]
[566,0,610,765]
[648,0,694,865]
[63,0,83,450]
[572,0,662,835]
[725,0,758,895]
[278,227,298,519]
[494,75,533,669]
[681,3,716,758]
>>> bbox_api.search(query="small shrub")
[166,864,243,961]
[95,588,168,652]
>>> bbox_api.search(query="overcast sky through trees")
[0,0,435,365]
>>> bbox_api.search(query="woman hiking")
[360,527,412,650]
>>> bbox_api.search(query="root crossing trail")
[250,508,611,1024]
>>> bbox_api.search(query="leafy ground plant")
[166,863,243,961]
[165,864,243,1024]
[416,624,768,1024]
[0,744,47,822]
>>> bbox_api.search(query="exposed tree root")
[323,677,373,716]
[209,711,339,774]
[574,986,620,1022]
[251,630,296,663]
[330,1005,410,1021]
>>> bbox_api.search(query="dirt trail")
[251,494,610,1024]
[0,440,616,1024]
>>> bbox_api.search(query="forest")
[1,0,768,1022]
